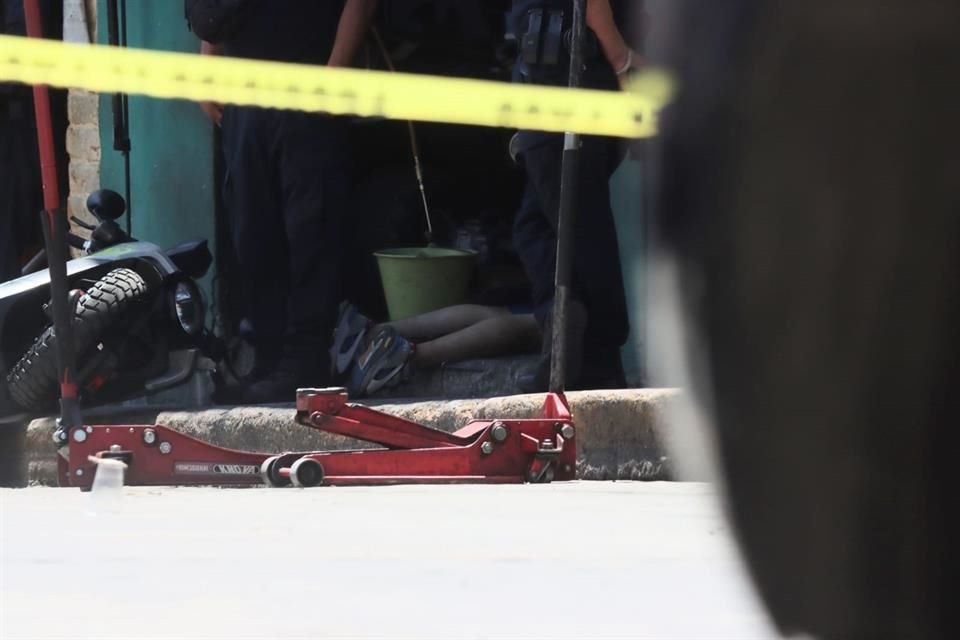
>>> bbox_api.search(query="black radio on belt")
[521,8,564,66]
[520,6,598,67]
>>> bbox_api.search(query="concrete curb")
[25,389,681,485]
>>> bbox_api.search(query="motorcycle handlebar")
[67,233,88,250]
[21,234,97,277]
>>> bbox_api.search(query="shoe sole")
[348,329,410,396]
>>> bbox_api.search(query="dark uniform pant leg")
[519,133,630,352]
[220,107,289,345]
[0,116,41,284]
[222,107,349,379]
[512,179,556,322]
[275,112,350,369]
[0,152,21,282]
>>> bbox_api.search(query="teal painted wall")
[611,160,647,384]
[97,1,216,294]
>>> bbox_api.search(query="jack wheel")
[289,458,325,488]
[260,456,290,488]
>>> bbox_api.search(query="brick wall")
[63,0,98,228]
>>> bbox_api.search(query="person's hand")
[200,100,224,126]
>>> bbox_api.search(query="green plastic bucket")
[374,247,477,321]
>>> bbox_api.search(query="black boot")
[577,346,628,390]
[516,300,587,393]
[213,338,330,405]
[516,357,550,394]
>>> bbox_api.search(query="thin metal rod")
[372,27,434,243]
[409,122,433,242]
[549,0,586,393]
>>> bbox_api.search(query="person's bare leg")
[381,305,513,342]
[414,314,541,368]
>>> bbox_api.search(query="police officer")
[200,0,378,404]
[509,0,642,390]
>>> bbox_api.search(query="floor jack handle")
[24,0,84,436]
[549,0,586,393]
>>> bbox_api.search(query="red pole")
[23,0,60,213]
[22,0,83,433]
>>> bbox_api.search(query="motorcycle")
[0,189,221,424]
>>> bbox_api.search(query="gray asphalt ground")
[1,483,777,640]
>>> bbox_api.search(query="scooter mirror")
[86,189,127,222]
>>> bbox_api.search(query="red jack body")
[63,390,577,489]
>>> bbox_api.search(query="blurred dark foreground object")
[656,1,959,638]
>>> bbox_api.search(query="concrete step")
[117,355,541,406]
[25,389,681,486]
[372,355,541,400]
[93,355,542,411]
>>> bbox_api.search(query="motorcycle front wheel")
[5,268,149,410]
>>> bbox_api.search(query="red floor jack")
[61,388,576,489]
[27,0,588,490]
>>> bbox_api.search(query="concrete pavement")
[0,482,777,640]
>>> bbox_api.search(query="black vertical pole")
[119,0,131,236]
[549,0,586,393]
[39,213,84,437]
[107,0,132,236]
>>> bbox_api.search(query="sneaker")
[329,302,372,380]
[347,326,414,397]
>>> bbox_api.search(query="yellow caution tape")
[0,34,673,138]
